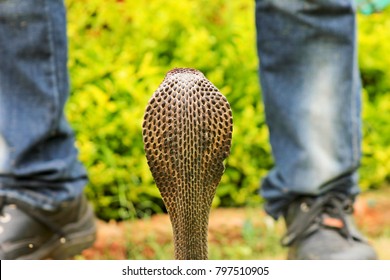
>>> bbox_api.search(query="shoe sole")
[17,203,96,260]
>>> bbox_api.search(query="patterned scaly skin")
[142,68,233,260]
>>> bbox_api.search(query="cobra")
[142,68,233,260]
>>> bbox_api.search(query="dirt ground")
[81,190,390,260]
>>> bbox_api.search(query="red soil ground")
[81,190,390,260]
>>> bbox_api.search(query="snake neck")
[169,207,210,260]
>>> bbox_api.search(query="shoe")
[0,194,96,259]
[281,192,377,260]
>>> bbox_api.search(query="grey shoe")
[0,195,96,259]
[282,192,377,260]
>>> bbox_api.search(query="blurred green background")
[65,0,390,221]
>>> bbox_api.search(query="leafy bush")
[358,10,390,189]
[65,0,390,220]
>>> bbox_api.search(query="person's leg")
[0,0,95,259]
[0,0,87,209]
[255,0,376,259]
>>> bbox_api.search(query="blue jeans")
[255,0,361,218]
[0,0,87,210]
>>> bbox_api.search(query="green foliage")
[358,11,390,190]
[65,0,390,220]
[359,11,390,99]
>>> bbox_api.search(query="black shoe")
[0,195,96,259]
[281,192,377,260]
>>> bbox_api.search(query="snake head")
[142,68,233,259]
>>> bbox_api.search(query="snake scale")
[142,68,233,260]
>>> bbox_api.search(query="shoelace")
[0,196,6,217]
[281,192,354,246]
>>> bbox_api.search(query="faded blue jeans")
[255,0,361,218]
[0,0,87,210]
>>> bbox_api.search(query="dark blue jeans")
[0,0,87,210]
